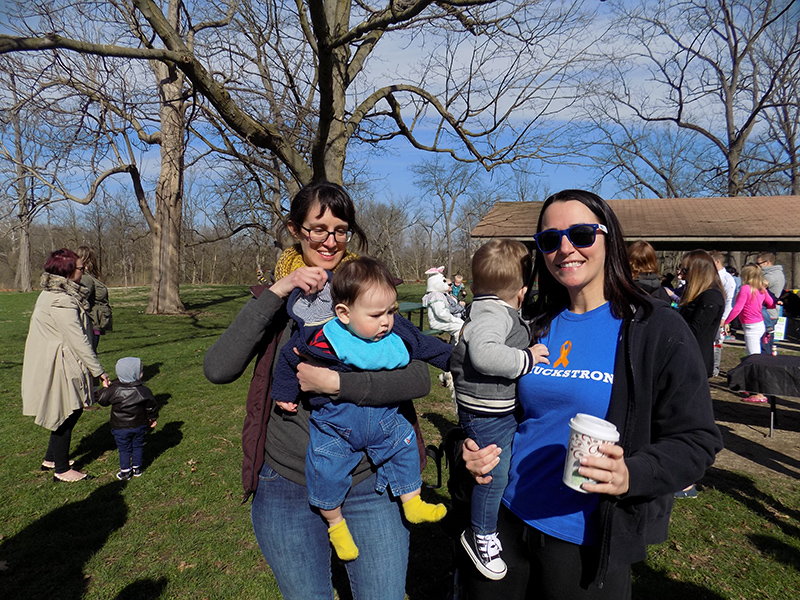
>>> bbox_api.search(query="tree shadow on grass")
[0,481,128,600]
[712,394,800,434]
[70,420,183,474]
[715,424,800,480]
[113,576,169,600]
[632,563,725,600]
[701,467,800,538]
[140,420,184,470]
[748,534,800,572]
[422,411,460,444]
[182,290,250,312]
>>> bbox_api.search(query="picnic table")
[398,301,425,330]
[727,354,800,437]
[397,301,445,337]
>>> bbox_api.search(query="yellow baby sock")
[402,495,447,524]
[328,519,359,561]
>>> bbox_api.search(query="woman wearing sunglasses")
[462,190,722,599]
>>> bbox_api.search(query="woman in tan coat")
[22,249,110,482]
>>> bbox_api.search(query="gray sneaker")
[116,469,132,481]
[132,466,143,477]
[460,529,507,580]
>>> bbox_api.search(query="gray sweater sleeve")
[204,288,286,384]
[204,286,432,403]
[338,360,432,406]
[462,301,530,379]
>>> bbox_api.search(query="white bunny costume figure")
[422,266,464,342]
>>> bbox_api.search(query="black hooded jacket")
[98,380,158,429]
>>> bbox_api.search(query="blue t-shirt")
[503,302,622,545]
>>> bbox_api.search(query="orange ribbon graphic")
[553,340,572,368]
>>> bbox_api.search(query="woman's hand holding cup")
[578,443,630,496]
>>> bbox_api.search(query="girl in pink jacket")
[725,263,776,355]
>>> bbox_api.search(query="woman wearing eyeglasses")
[204,181,433,600]
[22,248,110,482]
[462,190,722,599]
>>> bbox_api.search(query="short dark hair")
[757,252,776,265]
[331,256,396,306]
[44,248,79,278]
[285,181,367,251]
[524,190,651,339]
[471,239,532,298]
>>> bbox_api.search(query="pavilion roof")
[471,196,800,245]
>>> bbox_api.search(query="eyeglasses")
[678,267,688,276]
[299,225,352,244]
[76,266,86,272]
[533,223,608,254]
[756,261,766,267]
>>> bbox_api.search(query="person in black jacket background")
[98,357,158,480]
[678,250,725,378]
[627,239,672,304]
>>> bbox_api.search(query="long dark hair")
[678,250,723,306]
[523,190,651,339]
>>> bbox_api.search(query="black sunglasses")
[533,223,609,254]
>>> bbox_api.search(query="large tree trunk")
[11,74,32,292]
[146,56,185,314]
[15,224,32,292]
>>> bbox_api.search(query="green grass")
[1,285,798,599]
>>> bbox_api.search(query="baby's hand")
[276,401,298,413]
[149,420,157,429]
[529,343,550,365]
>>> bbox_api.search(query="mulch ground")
[708,338,800,484]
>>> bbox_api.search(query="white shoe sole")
[460,531,507,580]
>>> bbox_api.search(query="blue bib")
[322,319,410,370]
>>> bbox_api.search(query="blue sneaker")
[674,485,698,499]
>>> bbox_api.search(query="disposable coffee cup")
[562,413,620,493]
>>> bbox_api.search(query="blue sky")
[349,135,604,204]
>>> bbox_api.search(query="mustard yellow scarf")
[273,245,358,280]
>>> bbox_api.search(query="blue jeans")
[251,464,410,600]
[761,307,776,354]
[111,424,148,470]
[458,410,517,535]
[307,402,421,509]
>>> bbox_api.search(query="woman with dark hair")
[22,249,110,482]
[462,190,722,598]
[76,245,113,351]
[204,181,433,599]
[627,240,672,303]
[678,250,725,378]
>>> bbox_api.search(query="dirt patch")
[707,341,800,484]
